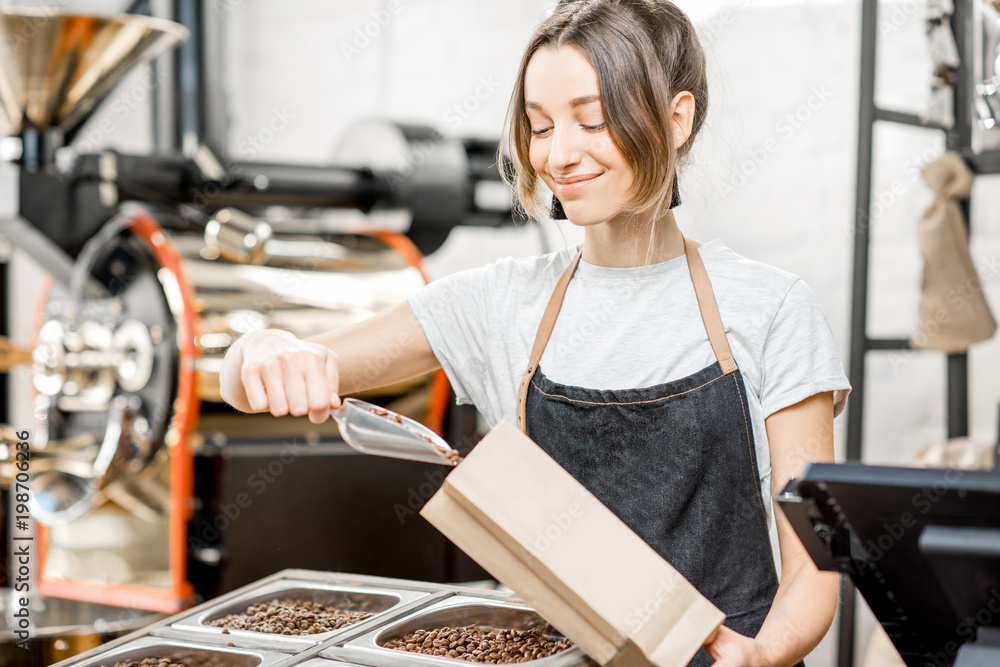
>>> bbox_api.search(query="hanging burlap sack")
[911,151,996,352]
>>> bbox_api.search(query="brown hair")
[501,0,708,223]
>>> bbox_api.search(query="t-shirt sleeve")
[407,263,497,406]
[759,279,852,419]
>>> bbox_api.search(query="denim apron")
[515,238,788,667]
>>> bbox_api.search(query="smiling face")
[503,2,709,227]
[524,44,635,228]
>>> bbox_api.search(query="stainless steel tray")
[162,578,445,651]
[326,596,590,667]
[57,635,287,667]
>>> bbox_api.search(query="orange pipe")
[128,212,198,608]
[36,212,199,611]
[366,230,451,433]
[38,579,185,614]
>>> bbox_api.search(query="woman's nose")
[548,123,583,171]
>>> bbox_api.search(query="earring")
[669,176,681,209]
[550,195,567,220]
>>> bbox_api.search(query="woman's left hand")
[703,625,767,667]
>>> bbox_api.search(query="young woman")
[221,2,851,665]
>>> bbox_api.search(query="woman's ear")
[670,91,696,150]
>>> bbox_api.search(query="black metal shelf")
[963,147,1000,173]
[841,2,995,666]
[864,337,912,350]
[873,107,952,131]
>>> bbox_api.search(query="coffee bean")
[102,659,187,667]
[384,624,572,663]
[207,598,373,636]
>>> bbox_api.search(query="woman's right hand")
[231,329,342,424]
[219,301,440,421]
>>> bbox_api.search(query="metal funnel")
[0,8,188,137]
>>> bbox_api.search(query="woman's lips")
[552,173,600,196]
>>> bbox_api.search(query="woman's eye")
[529,122,603,136]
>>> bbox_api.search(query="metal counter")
[46,570,592,667]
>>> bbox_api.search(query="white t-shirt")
[408,239,852,525]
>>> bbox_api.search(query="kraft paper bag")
[420,420,725,667]
[911,151,996,352]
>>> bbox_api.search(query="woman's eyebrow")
[569,95,601,107]
[525,95,601,111]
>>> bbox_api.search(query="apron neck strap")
[515,247,584,431]
[516,238,737,432]
[684,237,738,375]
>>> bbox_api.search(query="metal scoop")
[331,398,460,466]
[29,394,143,525]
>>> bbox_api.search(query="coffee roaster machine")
[0,7,507,664]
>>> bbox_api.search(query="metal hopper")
[0,7,188,139]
